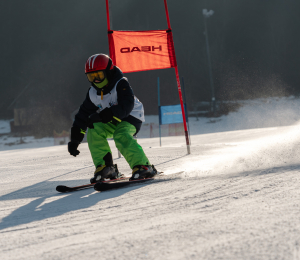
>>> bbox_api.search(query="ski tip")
[56,185,69,193]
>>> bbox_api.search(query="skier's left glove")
[99,108,113,123]
[88,108,113,129]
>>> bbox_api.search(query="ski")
[56,171,182,193]
[94,171,184,192]
[94,177,156,192]
[56,177,129,193]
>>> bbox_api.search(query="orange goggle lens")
[86,71,105,82]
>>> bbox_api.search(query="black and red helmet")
[85,54,113,74]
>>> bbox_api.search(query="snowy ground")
[1,96,300,151]
[1,97,300,259]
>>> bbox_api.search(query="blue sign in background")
[159,104,186,125]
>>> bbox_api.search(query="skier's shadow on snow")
[0,153,187,231]
[0,181,146,231]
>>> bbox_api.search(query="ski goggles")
[86,70,105,83]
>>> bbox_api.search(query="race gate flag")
[108,30,177,73]
[160,104,185,125]
[105,0,191,154]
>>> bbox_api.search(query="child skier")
[68,53,156,183]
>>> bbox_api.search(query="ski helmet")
[85,54,114,83]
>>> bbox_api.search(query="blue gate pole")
[181,77,191,145]
[158,77,162,147]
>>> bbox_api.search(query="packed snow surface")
[1,97,300,259]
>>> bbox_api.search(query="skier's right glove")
[68,140,80,157]
[68,126,85,157]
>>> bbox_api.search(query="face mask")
[93,78,108,89]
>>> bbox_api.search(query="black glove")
[99,108,113,123]
[68,140,80,157]
[70,126,85,143]
[68,126,85,157]
[87,113,102,129]
[88,108,114,129]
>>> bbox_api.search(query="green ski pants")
[87,121,150,169]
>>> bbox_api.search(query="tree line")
[0,0,299,120]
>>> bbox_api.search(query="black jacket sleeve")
[73,89,98,131]
[110,79,134,119]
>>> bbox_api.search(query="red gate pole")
[164,0,191,154]
[105,0,111,31]
[105,0,116,63]
[106,0,122,158]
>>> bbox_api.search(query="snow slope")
[1,97,300,259]
[1,96,300,151]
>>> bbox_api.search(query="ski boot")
[90,164,123,183]
[129,165,157,181]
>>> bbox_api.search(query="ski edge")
[94,177,155,192]
[56,177,130,193]
[56,171,182,193]
[93,171,171,192]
